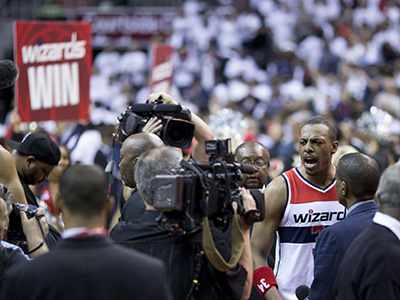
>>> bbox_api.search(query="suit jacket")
[309,201,379,300]
[1,236,172,300]
[334,222,400,300]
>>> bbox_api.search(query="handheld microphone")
[295,285,310,300]
[0,59,19,89]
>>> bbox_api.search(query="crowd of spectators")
[88,0,400,176]
[1,0,400,178]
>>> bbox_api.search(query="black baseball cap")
[7,132,61,165]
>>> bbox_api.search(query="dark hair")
[234,141,270,161]
[300,117,337,142]
[134,147,182,205]
[377,163,400,207]
[59,165,108,216]
[336,153,380,200]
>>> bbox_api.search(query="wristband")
[26,241,44,255]
[253,266,278,298]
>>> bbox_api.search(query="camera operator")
[116,92,214,222]
[111,146,255,300]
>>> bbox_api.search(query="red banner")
[149,44,174,94]
[14,21,92,122]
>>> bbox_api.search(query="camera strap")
[202,212,244,272]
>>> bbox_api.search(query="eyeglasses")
[240,160,269,168]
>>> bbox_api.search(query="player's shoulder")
[265,174,286,193]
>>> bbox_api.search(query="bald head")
[119,133,164,188]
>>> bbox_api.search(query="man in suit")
[309,152,380,300]
[334,163,400,300]
[1,164,172,300]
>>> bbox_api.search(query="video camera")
[153,139,265,235]
[7,203,39,242]
[117,99,195,148]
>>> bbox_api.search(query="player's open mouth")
[304,156,317,168]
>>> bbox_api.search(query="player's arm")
[0,148,27,205]
[264,286,284,300]
[251,176,287,269]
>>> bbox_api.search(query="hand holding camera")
[7,204,49,257]
[118,94,194,148]
[142,116,163,134]
[21,207,49,257]
[147,92,178,105]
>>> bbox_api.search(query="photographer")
[111,146,255,300]
[0,183,49,261]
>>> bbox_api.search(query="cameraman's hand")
[235,188,257,232]
[21,208,49,258]
[147,92,178,105]
[242,187,257,212]
[142,116,163,134]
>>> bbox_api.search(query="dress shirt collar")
[373,211,400,241]
[348,199,375,215]
[62,227,108,239]
[62,227,90,239]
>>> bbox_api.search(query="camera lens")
[163,119,194,149]
[168,123,186,143]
